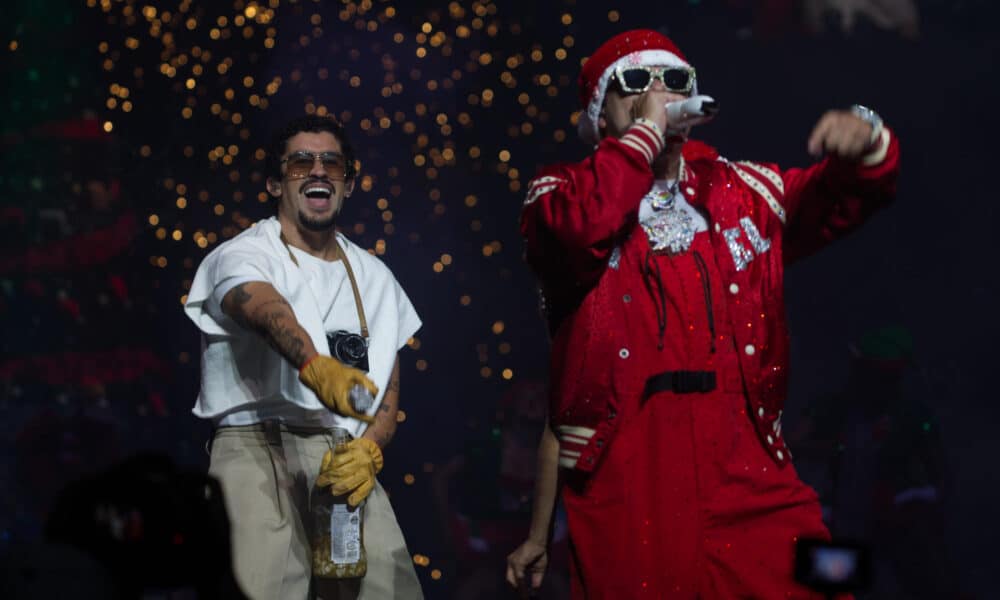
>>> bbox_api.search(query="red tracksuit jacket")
[521,126,899,474]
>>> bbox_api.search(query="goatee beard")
[298,210,337,232]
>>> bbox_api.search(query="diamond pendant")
[642,207,696,255]
[649,189,674,211]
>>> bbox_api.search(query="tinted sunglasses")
[281,151,348,179]
[613,65,696,95]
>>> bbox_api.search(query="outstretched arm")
[221,280,318,368]
[782,108,900,261]
[220,280,374,422]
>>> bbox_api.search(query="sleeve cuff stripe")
[555,424,597,438]
[559,433,591,446]
[620,137,653,163]
[620,134,655,163]
[630,123,665,155]
[558,456,578,468]
[629,123,663,154]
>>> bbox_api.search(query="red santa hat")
[577,29,695,144]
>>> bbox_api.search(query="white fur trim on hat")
[577,49,694,145]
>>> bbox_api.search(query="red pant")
[561,387,831,599]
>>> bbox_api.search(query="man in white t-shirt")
[185,115,423,599]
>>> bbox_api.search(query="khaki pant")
[208,423,424,600]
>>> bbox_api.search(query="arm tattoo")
[230,283,252,307]
[381,381,398,412]
[369,367,399,448]
[224,283,255,329]
[224,285,311,367]
[256,311,309,367]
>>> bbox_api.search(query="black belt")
[643,370,717,400]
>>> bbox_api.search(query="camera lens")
[327,331,368,370]
[338,335,366,362]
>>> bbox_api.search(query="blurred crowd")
[0,118,184,546]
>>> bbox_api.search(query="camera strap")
[279,231,369,340]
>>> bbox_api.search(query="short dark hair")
[266,115,357,179]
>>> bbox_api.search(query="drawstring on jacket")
[642,249,668,350]
[642,248,718,354]
[692,251,717,354]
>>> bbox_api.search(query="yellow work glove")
[316,437,384,507]
[299,354,378,423]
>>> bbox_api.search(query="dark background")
[1,0,997,597]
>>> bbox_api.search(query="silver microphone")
[665,95,719,131]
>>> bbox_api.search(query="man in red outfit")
[506,29,899,599]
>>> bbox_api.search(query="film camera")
[326,330,368,372]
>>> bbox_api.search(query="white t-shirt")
[184,217,421,438]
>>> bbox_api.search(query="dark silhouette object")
[0,542,118,599]
[25,453,246,599]
[790,326,968,599]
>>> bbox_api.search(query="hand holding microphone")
[664,95,718,131]
[633,90,719,140]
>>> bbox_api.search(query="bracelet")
[849,104,884,149]
[633,117,664,139]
